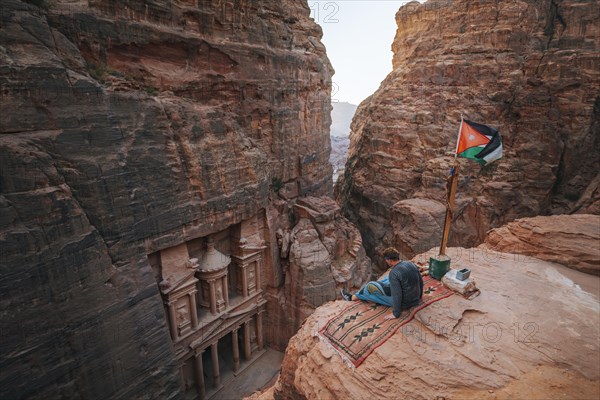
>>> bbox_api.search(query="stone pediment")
[160,270,198,295]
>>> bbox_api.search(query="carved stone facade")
[149,214,267,399]
[0,1,374,399]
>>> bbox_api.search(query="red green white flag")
[456,119,503,165]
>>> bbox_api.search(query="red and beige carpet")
[319,275,454,367]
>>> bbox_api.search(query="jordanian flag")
[456,119,503,165]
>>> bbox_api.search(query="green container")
[429,255,451,280]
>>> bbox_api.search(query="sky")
[310,1,423,105]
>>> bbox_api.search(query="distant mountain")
[330,136,350,183]
[330,101,357,137]
[329,102,356,182]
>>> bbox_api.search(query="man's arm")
[390,267,403,318]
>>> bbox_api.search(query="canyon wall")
[0,1,370,398]
[266,196,371,350]
[336,0,600,271]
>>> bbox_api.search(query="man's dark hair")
[383,247,400,260]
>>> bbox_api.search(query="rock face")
[0,1,369,398]
[266,196,371,350]
[484,214,600,275]
[271,245,600,400]
[336,0,600,272]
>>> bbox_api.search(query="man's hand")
[383,314,396,321]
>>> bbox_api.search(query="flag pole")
[430,115,463,279]
[439,115,463,256]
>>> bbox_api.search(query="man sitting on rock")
[341,247,423,320]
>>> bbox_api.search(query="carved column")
[223,278,229,308]
[194,352,205,400]
[167,302,178,340]
[232,328,240,373]
[211,343,220,388]
[208,280,217,315]
[243,321,252,360]
[255,260,261,294]
[256,312,264,351]
[241,267,248,297]
[189,293,198,329]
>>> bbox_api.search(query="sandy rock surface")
[270,246,600,400]
[484,214,600,275]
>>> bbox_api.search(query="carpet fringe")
[316,331,357,370]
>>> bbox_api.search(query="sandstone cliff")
[484,213,600,276]
[266,196,371,351]
[0,1,370,398]
[266,218,600,399]
[336,0,600,271]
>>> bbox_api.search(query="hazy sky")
[310,1,421,105]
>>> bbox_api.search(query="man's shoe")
[340,289,353,301]
[366,282,385,295]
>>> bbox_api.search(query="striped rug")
[320,275,454,367]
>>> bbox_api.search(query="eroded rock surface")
[270,246,600,400]
[336,0,600,272]
[484,213,600,275]
[0,1,356,398]
[266,196,371,350]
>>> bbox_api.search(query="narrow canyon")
[1,1,598,400]
[1,1,370,398]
